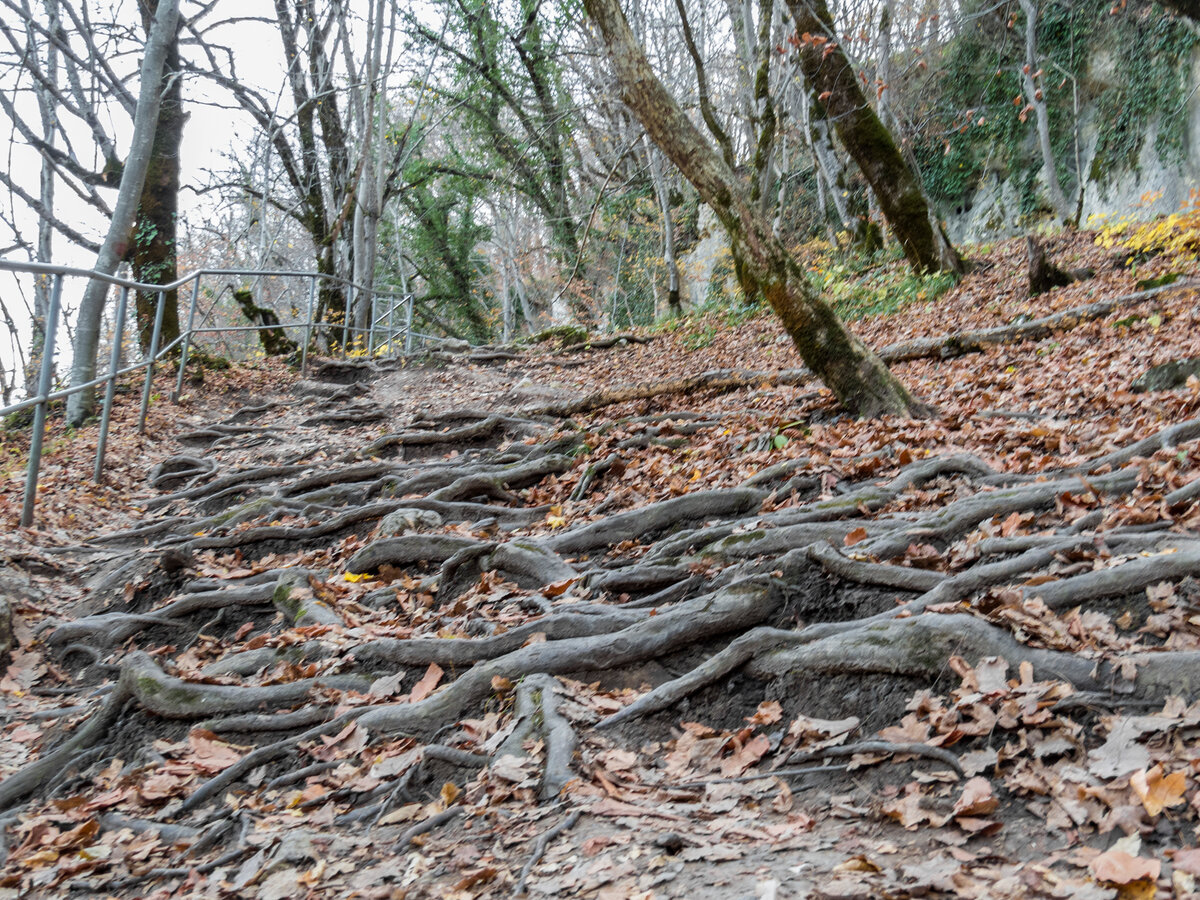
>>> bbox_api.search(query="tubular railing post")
[367,290,377,356]
[403,293,414,355]
[301,278,316,376]
[173,277,202,401]
[341,283,353,357]
[94,286,130,483]
[387,290,397,357]
[21,274,62,528]
[137,290,167,434]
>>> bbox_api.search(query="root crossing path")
[8,313,1200,897]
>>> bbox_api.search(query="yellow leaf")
[343,572,374,583]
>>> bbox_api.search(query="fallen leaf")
[747,700,783,726]
[409,663,444,703]
[1129,764,1186,816]
[953,776,999,817]
[834,855,881,874]
[1088,849,1160,884]
[1172,847,1200,876]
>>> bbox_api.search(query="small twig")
[264,759,342,791]
[516,808,582,895]
[678,764,847,788]
[783,740,964,776]
[1051,691,1158,713]
[174,710,365,816]
[396,805,464,848]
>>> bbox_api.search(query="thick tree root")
[497,674,579,800]
[16,386,1200,894]
[879,279,1198,363]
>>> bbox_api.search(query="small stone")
[654,833,685,854]
[1131,357,1200,393]
[378,508,443,537]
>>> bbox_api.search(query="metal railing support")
[341,284,353,356]
[404,293,414,355]
[301,278,316,376]
[0,258,436,522]
[137,290,167,434]
[21,274,63,528]
[94,286,130,483]
[387,290,397,356]
[367,290,377,356]
[173,278,202,401]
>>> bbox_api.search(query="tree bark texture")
[581,0,931,418]
[132,0,183,353]
[232,289,297,357]
[66,0,180,426]
[1018,0,1073,225]
[784,0,963,276]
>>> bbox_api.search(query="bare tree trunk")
[350,0,390,345]
[582,0,931,418]
[29,0,58,395]
[66,0,179,426]
[645,140,682,317]
[802,89,851,231]
[132,0,183,354]
[785,0,963,276]
[1018,0,1073,225]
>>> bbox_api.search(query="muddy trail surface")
[4,233,1200,898]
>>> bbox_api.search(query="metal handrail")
[0,258,441,527]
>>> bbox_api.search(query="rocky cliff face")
[679,47,1200,301]
[945,46,1200,244]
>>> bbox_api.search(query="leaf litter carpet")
[2,233,1200,898]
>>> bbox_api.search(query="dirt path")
[4,233,1200,898]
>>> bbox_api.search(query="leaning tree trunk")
[232,289,297,356]
[785,0,963,276]
[132,0,183,354]
[582,0,932,418]
[66,0,179,426]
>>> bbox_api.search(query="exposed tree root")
[780,740,965,775]
[525,368,810,418]
[516,808,582,895]
[16,385,1200,897]
[497,674,579,799]
[878,279,1198,363]
[397,805,464,848]
[556,332,650,353]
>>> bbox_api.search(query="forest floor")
[2,229,1200,899]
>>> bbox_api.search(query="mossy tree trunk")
[232,289,297,357]
[582,0,933,418]
[785,0,964,276]
[131,0,183,353]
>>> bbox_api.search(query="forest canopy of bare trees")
[0,0,1195,412]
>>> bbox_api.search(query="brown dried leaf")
[747,700,783,726]
[409,663,444,703]
[1129,764,1186,817]
[1088,849,1160,885]
[953,776,998,817]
